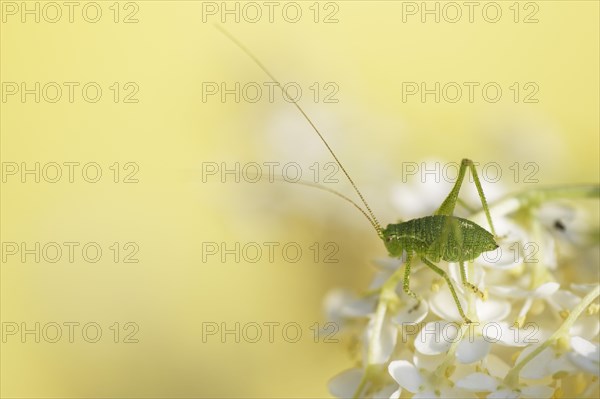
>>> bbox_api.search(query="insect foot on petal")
[406,299,424,315]
[465,282,487,300]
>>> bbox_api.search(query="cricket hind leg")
[459,261,487,300]
[435,158,497,237]
[439,217,487,300]
[444,217,487,300]
[421,257,472,324]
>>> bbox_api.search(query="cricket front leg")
[402,253,423,313]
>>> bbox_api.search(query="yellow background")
[1,1,598,397]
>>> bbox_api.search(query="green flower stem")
[472,185,599,222]
[515,185,599,208]
[352,372,369,399]
[504,284,600,388]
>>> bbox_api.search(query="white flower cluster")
[326,185,599,399]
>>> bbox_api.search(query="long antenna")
[216,25,383,237]
[248,174,382,235]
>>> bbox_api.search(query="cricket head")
[381,224,403,257]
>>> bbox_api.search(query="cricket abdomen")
[382,215,498,262]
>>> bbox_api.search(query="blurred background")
[1,1,598,397]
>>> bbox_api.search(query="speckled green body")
[382,215,498,262]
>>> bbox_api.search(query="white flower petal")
[533,282,560,297]
[372,384,400,399]
[431,289,510,323]
[430,289,467,322]
[413,352,445,370]
[476,248,521,270]
[569,352,600,376]
[538,202,593,246]
[517,345,554,379]
[488,285,528,298]
[549,289,580,310]
[487,389,519,399]
[521,385,555,398]
[343,297,377,318]
[456,372,498,391]
[373,257,404,271]
[324,289,377,321]
[328,368,363,398]
[568,336,600,375]
[489,280,559,300]
[571,336,599,358]
[547,353,577,375]
[388,360,423,393]
[539,231,558,269]
[415,321,457,355]
[537,203,575,228]
[365,316,398,364]
[448,263,462,287]
[412,390,437,399]
[393,300,429,325]
[487,322,535,347]
[476,299,511,322]
[413,389,476,399]
[368,271,394,291]
[472,265,486,287]
[448,262,486,288]
[456,336,491,364]
[570,283,600,294]
[440,388,477,398]
[324,289,355,321]
[476,218,528,270]
[570,316,600,340]
[448,362,478,382]
[484,354,510,379]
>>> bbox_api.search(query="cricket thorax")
[382,215,498,262]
